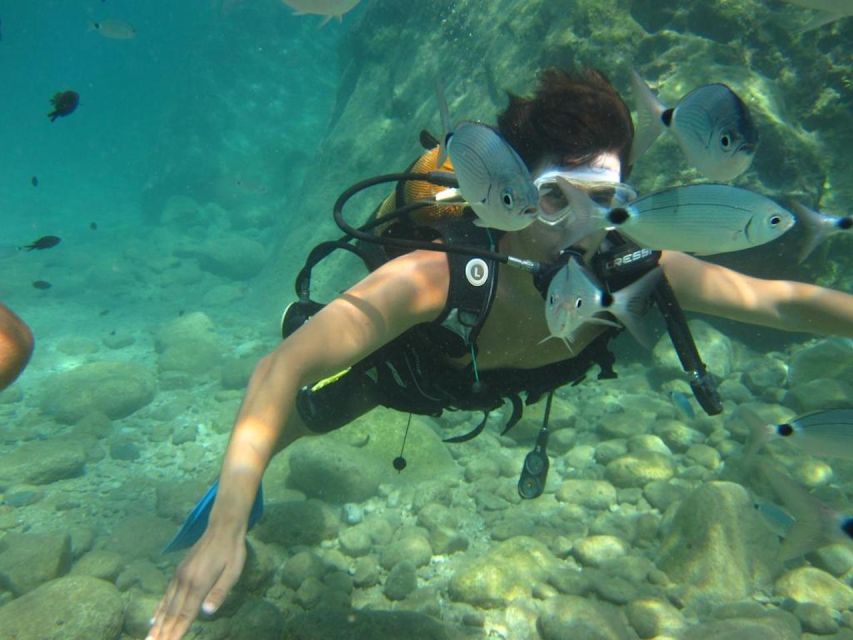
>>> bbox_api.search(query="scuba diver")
[148,68,853,640]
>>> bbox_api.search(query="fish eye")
[575,299,583,309]
[549,294,556,306]
[769,215,782,226]
[720,132,731,149]
[502,189,515,209]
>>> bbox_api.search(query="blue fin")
[163,479,264,553]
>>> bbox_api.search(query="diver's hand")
[146,527,247,640]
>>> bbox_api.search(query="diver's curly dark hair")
[497,68,634,179]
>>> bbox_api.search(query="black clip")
[517,390,555,499]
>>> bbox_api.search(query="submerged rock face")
[656,481,779,606]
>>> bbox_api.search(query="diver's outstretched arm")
[148,248,449,640]
[660,251,853,337]
[0,302,34,391]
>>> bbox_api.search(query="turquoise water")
[0,1,851,638]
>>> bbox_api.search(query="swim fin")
[163,479,264,553]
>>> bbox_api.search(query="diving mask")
[534,165,637,227]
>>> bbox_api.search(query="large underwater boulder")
[39,361,156,423]
[0,575,124,640]
[656,481,778,607]
[0,532,72,596]
[195,236,267,280]
[0,438,87,486]
[652,320,734,379]
[155,311,221,376]
[448,536,556,608]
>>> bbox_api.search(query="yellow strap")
[310,367,352,392]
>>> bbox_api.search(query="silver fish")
[88,19,136,39]
[552,179,795,255]
[780,0,853,30]
[282,0,360,27]
[436,84,539,232]
[748,408,853,460]
[791,201,852,263]
[544,257,661,350]
[670,390,696,420]
[760,461,853,561]
[752,494,796,539]
[629,71,758,181]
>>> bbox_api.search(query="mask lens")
[534,172,637,226]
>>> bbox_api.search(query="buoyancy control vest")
[283,143,722,442]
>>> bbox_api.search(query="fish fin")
[318,15,332,28]
[791,200,830,263]
[798,10,842,32]
[608,266,662,349]
[739,405,773,462]
[419,129,440,150]
[628,69,667,167]
[585,316,623,330]
[759,461,835,562]
[552,176,607,245]
[163,480,264,553]
[434,79,452,166]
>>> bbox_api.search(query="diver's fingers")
[202,558,242,614]
[147,579,179,639]
[154,587,203,640]
[150,562,223,640]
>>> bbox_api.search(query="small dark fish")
[99,309,110,316]
[89,222,98,231]
[20,235,61,251]
[31,176,38,187]
[48,90,79,122]
[32,280,52,290]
